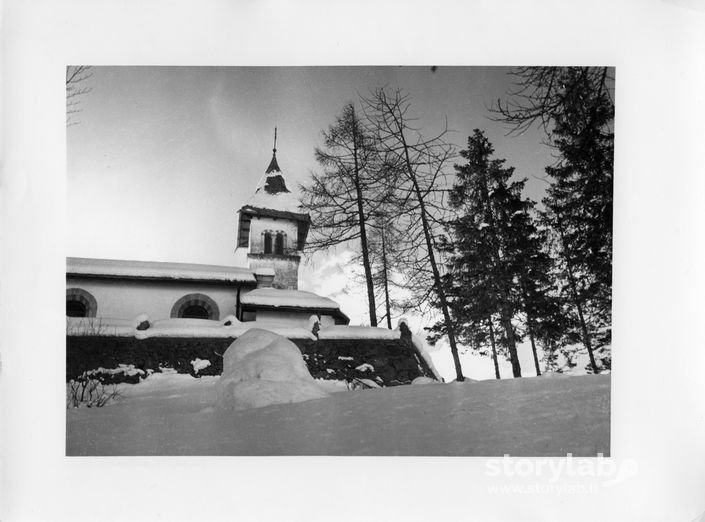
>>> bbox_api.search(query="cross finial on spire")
[265,127,281,174]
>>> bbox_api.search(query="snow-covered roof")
[67,257,256,284]
[241,149,309,217]
[240,288,341,310]
[245,190,305,216]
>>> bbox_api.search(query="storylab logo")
[485,454,639,494]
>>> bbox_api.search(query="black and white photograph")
[2,1,705,521]
[65,66,613,456]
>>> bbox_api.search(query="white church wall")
[232,247,248,267]
[255,310,309,327]
[66,276,242,321]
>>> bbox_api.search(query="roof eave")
[241,304,350,325]
[66,272,258,285]
[239,205,311,223]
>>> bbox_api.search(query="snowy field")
[66,372,610,456]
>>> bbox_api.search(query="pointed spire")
[265,127,281,174]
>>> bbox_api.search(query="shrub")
[66,371,123,408]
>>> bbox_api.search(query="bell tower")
[235,130,310,290]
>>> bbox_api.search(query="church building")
[66,142,350,329]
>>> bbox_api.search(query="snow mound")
[216,329,328,411]
[411,376,436,385]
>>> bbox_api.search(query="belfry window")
[263,232,273,254]
[274,232,285,254]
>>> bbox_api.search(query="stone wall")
[66,335,437,385]
[297,338,434,385]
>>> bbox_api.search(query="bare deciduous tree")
[300,103,382,326]
[66,65,93,127]
[363,88,465,382]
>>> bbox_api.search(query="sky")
[67,66,559,379]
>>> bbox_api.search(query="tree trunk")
[499,304,521,377]
[350,108,378,327]
[565,262,598,373]
[478,168,521,377]
[401,143,464,381]
[519,278,542,376]
[381,229,393,329]
[487,316,501,379]
[526,314,541,376]
[554,210,599,373]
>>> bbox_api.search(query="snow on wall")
[395,318,443,381]
[66,316,140,336]
[318,325,400,340]
[135,318,315,340]
[409,334,443,381]
[190,358,211,374]
[68,316,316,340]
[252,310,335,328]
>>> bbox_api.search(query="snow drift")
[67,373,610,456]
[215,328,329,411]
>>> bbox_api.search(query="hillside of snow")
[67,373,610,456]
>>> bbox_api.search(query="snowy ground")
[66,372,610,456]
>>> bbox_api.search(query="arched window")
[274,232,285,254]
[171,293,220,320]
[66,288,98,317]
[181,304,210,319]
[263,231,273,254]
[66,300,87,317]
